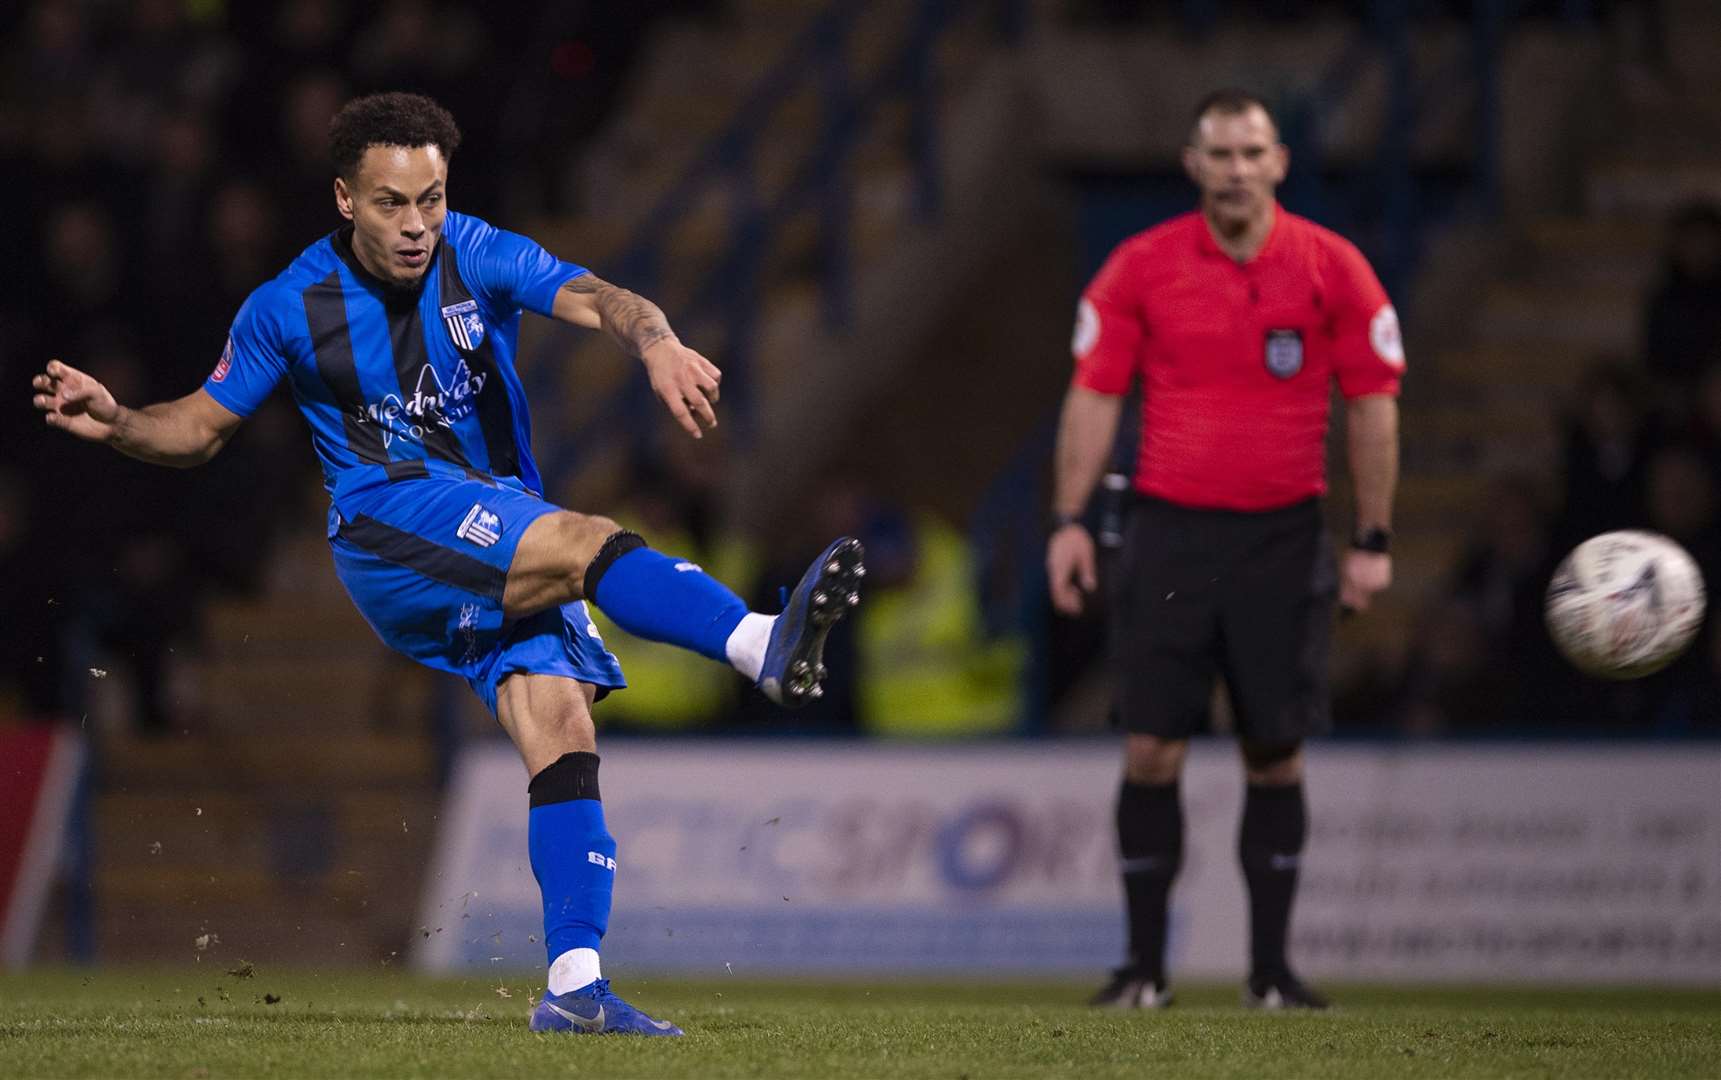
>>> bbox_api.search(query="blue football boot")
[528,979,683,1036]
[758,537,865,706]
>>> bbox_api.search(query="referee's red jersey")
[1072,207,1404,511]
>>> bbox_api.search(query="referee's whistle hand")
[1339,549,1392,613]
[1047,525,1099,616]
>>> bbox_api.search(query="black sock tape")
[583,530,647,601]
[528,751,602,807]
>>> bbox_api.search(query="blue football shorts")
[328,471,625,715]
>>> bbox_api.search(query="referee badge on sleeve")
[1264,328,1304,379]
[1071,298,1100,359]
[1370,304,1405,367]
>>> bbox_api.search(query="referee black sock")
[1117,779,1182,984]
[1239,782,1307,980]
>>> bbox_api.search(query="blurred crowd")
[1354,201,1721,736]
[2,2,1713,741]
[0,0,1007,742]
[0,0,691,729]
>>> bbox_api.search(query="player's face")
[333,144,449,286]
[1183,107,1287,232]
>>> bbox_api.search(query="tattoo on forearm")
[562,274,676,356]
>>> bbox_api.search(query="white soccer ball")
[1544,530,1707,679]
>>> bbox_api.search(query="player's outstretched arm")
[552,274,722,439]
[32,359,244,468]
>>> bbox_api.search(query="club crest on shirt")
[441,299,485,350]
[1264,328,1303,379]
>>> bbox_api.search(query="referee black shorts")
[1109,495,1338,743]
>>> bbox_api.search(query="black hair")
[328,92,462,180]
[1668,199,1721,237]
[1189,88,1276,142]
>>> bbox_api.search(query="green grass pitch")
[2,970,1716,1079]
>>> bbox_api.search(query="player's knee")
[540,511,622,569]
[1241,740,1302,782]
[1123,735,1186,784]
[564,511,623,552]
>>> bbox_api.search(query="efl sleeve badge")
[1369,304,1405,367]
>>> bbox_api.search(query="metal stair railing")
[523,0,1024,491]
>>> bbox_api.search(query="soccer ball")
[1544,530,1706,679]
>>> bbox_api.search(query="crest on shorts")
[456,502,502,548]
[441,299,485,351]
[1264,329,1303,379]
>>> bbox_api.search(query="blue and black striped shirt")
[203,210,584,507]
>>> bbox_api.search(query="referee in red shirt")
[1047,90,1402,1010]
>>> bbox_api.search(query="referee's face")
[334,144,450,287]
[1183,106,1287,236]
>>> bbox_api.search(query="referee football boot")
[758,536,865,707]
[1242,970,1330,1011]
[529,979,683,1036]
[1088,967,1174,1009]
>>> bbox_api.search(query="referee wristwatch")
[1351,525,1392,554]
[1049,511,1084,533]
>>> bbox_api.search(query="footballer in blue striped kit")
[30,91,865,1036]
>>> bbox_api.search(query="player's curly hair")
[329,92,462,180]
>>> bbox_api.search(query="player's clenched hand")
[32,359,122,444]
[640,337,721,439]
[1339,549,1392,613]
[1047,523,1099,616]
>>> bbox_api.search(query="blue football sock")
[586,538,749,663]
[528,752,614,966]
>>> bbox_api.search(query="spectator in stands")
[1387,598,1503,737]
[273,69,350,244]
[594,431,754,734]
[1645,444,1721,575]
[38,201,129,337]
[0,469,65,721]
[1397,473,1571,731]
[1674,360,1721,484]
[138,107,218,281]
[207,179,285,293]
[48,343,201,735]
[1554,359,1655,551]
[728,475,887,735]
[167,180,290,387]
[1631,443,1721,730]
[1687,621,1721,730]
[1643,200,1721,395]
[860,510,1026,738]
[2,2,94,123]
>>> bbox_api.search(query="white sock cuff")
[547,947,602,995]
[725,612,775,682]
